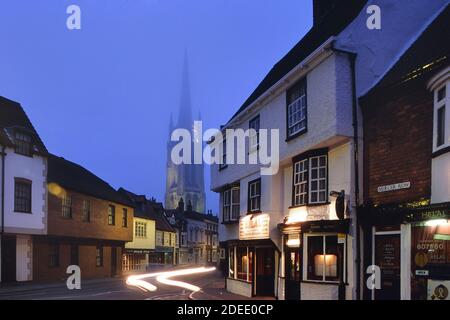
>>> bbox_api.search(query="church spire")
[177,49,193,130]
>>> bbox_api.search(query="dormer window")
[14,131,32,156]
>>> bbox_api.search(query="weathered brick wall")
[47,188,133,242]
[362,80,433,205]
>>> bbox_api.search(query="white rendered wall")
[2,148,47,234]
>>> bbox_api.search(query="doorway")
[111,247,117,277]
[1,235,16,283]
[255,248,274,296]
[70,244,79,266]
[373,231,401,300]
[285,248,301,300]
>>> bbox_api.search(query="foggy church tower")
[165,54,206,213]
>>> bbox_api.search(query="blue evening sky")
[0,0,312,213]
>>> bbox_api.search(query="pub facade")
[360,8,450,300]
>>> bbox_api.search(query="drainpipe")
[1,145,5,282]
[332,47,361,300]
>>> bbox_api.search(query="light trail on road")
[126,266,216,293]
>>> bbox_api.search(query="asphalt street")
[0,268,225,300]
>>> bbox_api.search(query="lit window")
[306,235,341,282]
[135,221,147,238]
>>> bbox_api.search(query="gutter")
[1,145,5,282]
[332,47,361,300]
[1,145,5,235]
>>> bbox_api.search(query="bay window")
[292,151,328,206]
[305,234,343,283]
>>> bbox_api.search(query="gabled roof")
[228,0,368,123]
[48,154,133,207]
[165,207,219,224]
[118,188,175,232]
[0,96,48,154]
[361,5,450,100]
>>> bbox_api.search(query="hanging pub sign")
[239,213,270,240]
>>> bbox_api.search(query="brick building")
[359,7,450,300]
[33,154,133,282]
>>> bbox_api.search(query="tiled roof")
[228,0,368,123]
[118,188,175,232]
[0,96,48,154]
[48,154,133,207]
[361,5,450,99]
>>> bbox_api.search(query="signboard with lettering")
[377,182,410,193]
[239,213,270,240]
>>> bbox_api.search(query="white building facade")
[211,0,449,300]
[0,96,48,283]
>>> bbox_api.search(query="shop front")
[361,202,450,300]
[279,219,350,300]
[123,249,150,274]
[225,213,279,298]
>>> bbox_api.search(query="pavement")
[0,265,267,300]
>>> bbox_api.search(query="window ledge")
[14,210,32,214]
[247,210,262,215]
[219,165,228,171]
[289,202,330,209]
[222,220,239,225]
[301,280,341,285]
[285,128,307,142]
[432,145,450,158]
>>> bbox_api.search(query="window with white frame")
[293,159,308,206]
[223,187,240,222]
[249,115,260,152]
[304,234,343,283]
[292,152,328,206]
[248,179,261,212]
[309,155,327,204]
[220,136,227,170]
[433,78,449,151]
[287,79,307,138]
[135,221,147,238]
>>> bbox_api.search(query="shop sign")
[377,182,410,193]
[406,207,450,223]
[239,213,270,240]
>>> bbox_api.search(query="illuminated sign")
[239,213,270,240]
